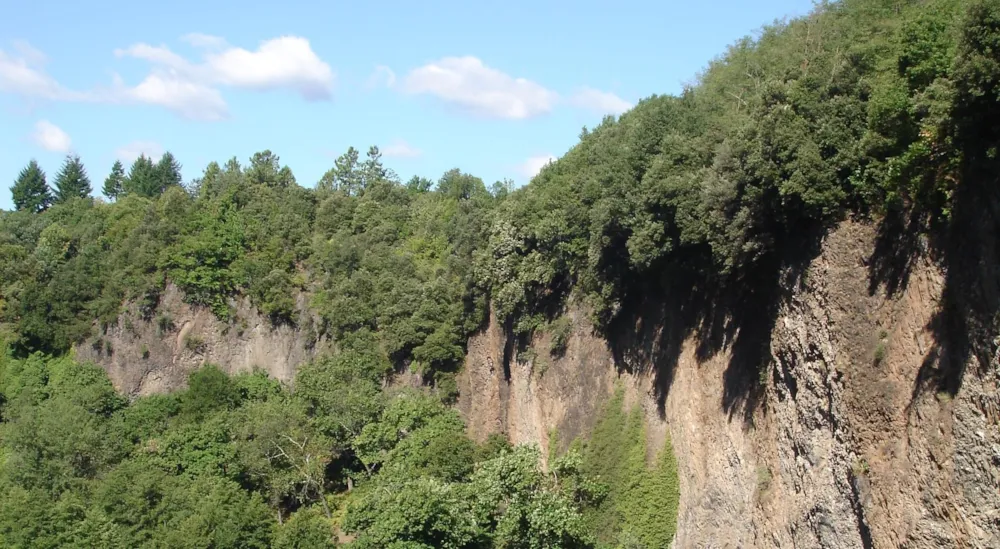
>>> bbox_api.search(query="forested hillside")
[2,0,998,546]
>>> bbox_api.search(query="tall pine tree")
[156,152,183,192]
[102,160,126,200]
[123,154,158,197]
[10,159,53,212]
[53,154,92,202]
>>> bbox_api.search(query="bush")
[184,334,206,353]
[874,342,887,365]
[548,316,572,357]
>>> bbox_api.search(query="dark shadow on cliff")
[909,6,1000,401]
[911,162,1000,401]
[604,225,823,426]
[866,208,929,298]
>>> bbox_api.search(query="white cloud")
[113,35,335,119]
[202,37,334,99]
[569,87,632,115]
[121,72,229,121]
[0,38,334,121]
[402,56,557,119]
[381,139,421,159]
[181,33,228,49]
[12,40,48,66]
[519,154,556,178]
[366,65,396,89]
[115,140,164,164]
[0,45,72,100]
[31,120,72,152]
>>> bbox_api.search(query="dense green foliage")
[53,155,92,204]
[4,0,997,366]
[479,0,1000,330]
[1,146,500,386]
[573,388,680,548]
[0,351,609,548]
[10,160,53,213]
[2,0,998,545]
[101,160,126,201]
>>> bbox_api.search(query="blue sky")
[0,0,817,210]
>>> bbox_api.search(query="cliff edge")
[457,220,1000,549]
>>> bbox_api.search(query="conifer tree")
[156,152,183,191]
[10,159,53,212]
[53,154,92,202]
[123,154,157,197]
[102,160,126,200]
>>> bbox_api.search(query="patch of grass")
[873,341,887,365]
[140,344,150,359]
[548,428,561,465]
[236,318,248,337]
[534,356,550,378]
[581,386,680,548]
[758,360,771,386]
[519,347,538,363]
[184,334,206,353]
[851,458,870,477]
[156,313,174,337]
[756,465,772,494]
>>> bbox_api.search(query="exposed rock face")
[458,221,1000,549]
[75,283,325,396]
[78,220,1000,547]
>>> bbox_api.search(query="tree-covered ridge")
[1,146,502,388]
[4,0,997,369]
[481,0,1000,332]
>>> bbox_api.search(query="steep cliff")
[74,282,327,396]
[458,219,1000,549]
[73,217,1000,547]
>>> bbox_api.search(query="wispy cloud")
[31,120,72,152]
[381,139,421,159]
[115,140,164,163]
[0,43,80,100]
[402,56,557,120]
[180,33,228,49]
[366,65,396,89]
[518,154,556,178]
[569,87,632,115]
[0,37,335,121]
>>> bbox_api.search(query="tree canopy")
[53,155,92,203]
[10,160,53,213]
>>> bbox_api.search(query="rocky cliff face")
[79,221,1000,547]
[75,283,326,396]
[457,220,1000,549]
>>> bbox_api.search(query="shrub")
[548,316,572,357]
[874,342,887,365]
[184,334,206,353]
